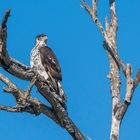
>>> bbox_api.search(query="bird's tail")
[57,81,67,103]
[47,80,67,109]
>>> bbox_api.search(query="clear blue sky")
[0,1,140,140]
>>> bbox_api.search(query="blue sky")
[0,1,140,140]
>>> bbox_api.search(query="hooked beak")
[43,36,48,42]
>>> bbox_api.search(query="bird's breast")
[30,48,40,66]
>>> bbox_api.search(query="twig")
[0,105,20,112]
[133,69,140,90]
[82,0,105,37]
[1,9,10,28]
[26,76,37,96]
[92,0,97,16]
[124,64,133,103]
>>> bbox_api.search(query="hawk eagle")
[30,34,66,105]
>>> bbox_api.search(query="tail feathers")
[57,81,67,102]
[47,81,65,104]
[46,80,67,109]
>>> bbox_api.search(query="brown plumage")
[39,45,66,103]
[39,46,62,81]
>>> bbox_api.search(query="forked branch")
[0,73,60,124]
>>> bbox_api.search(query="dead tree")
[0,10,85,140]
[82,0,140,140]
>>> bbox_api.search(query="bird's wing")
[39,46,62,81]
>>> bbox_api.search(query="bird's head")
[36,34,48,44]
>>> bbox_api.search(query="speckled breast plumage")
[30,47,49,80]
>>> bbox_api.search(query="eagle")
[30,34,66,106]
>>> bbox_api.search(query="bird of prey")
[30,34,66,106]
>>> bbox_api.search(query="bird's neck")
[35,41,46,49]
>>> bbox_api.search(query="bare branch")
[115,66,140,122]
[133,69,140,90]
[105,16,109,32]
[82,0,106,37]
[125,64,133,103]
[109,0,117,25]
[0,72,60,124]
[82,0,126,77]
[0,73,17,92]
[1,9,10,28]
[0,105,20,112]
[25,76,36,96]
[109,0,118,43]
[92,0,97,16]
